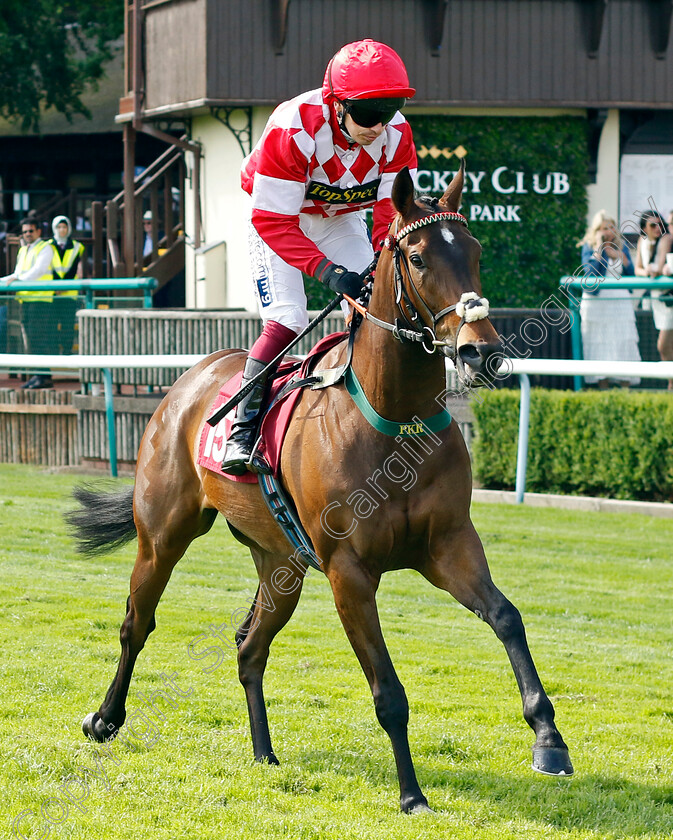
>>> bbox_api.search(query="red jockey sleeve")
[372,198,395,253]
[251,208,327,277]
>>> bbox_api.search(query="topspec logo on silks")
[306,178,381,205]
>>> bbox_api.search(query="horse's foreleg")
[423,522,573,776]
[329,559,431,814]
[236,551,305,764]
[83,504,216,743]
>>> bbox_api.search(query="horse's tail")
[65,485,137,556]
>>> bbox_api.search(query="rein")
[347,211,490,364]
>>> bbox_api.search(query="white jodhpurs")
[248,212,375,332]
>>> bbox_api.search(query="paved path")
[472,489,673,518]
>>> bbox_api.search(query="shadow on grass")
[293,747,673,834]
[430,769,673,836]
[294,746,402,787]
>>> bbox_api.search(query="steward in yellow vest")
[0,218,58,388]
[0,218,55,300]
[50,215,85,298]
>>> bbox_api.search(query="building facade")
[119,0,673,309]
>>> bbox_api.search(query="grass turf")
[0,463,672,839]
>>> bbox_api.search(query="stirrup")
[221,437,271,476]
[246,437,271,475]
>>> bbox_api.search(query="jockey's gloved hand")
[316,258,364,299]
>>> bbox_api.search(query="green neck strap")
[344,366,452,438]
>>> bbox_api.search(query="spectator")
[0,217,56,388]
[49,214,85,355]
[222,39,417,475]
[143,210,155,259]
[579,210,640,388]
[635,211,666,280]
[142,210,166,265]
[50,215,84,283]
[650,210,673,387]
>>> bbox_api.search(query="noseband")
[356,212,490,365]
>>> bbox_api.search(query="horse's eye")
[409,253,425,269]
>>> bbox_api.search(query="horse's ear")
[391,167,416,217]
[439,158,465,213]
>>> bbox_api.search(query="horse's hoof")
[408,802,434,815]
[532,746,574,776]
[401,795,433,814]
[82,712,112,743]
[255,753,280,766]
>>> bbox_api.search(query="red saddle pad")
[198,331,347,483]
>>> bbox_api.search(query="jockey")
[222,38,417,475]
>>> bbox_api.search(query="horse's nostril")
[458,343,504,376]
[458,344,482,370]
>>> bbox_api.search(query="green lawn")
[1,463,672,840]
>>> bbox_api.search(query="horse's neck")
[351,274,446,423]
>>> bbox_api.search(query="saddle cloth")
[197,331,347,483]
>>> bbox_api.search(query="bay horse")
[69,165,572,813]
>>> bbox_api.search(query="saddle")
[197,331,348,484]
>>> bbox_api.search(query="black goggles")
[344,98,406,128]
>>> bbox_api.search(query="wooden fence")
[0,388,78,466]
[74,393,164,470]
[78,308,346,386]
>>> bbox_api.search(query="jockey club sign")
[404,115,589,307]
[414,156,571,224]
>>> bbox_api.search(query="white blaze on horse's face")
[440,229,454,246]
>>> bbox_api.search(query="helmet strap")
[334,101,355,143]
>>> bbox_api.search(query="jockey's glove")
[316,258,364,299]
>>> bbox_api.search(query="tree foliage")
[0,1,124,132]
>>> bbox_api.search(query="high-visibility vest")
[51,239,85,297]
[15,240,54,300]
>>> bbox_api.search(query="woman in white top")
[579,210,640,387]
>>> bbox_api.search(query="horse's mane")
[417,195,441,211]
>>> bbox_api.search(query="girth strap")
[258,473,324,572]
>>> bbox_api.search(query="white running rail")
[447,358,673,503]
[2,353,672,492]
[0,354,207,477]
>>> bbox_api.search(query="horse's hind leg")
[83,495,216,743]
[422,522,573,776]
[235,549,305,764]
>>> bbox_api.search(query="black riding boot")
[221,356,273,476]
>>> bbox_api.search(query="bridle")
[350,210,490,370]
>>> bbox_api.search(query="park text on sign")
[413,167,571,223]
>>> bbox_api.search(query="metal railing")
[561,276,673,390]
[0,353,203,477]
[1,279,158,357]
[2,351,672,492]
[446,357,673,505]
[0,278,158,309]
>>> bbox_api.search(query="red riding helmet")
[323,39,416,102]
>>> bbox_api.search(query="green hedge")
[472,389,673,502]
